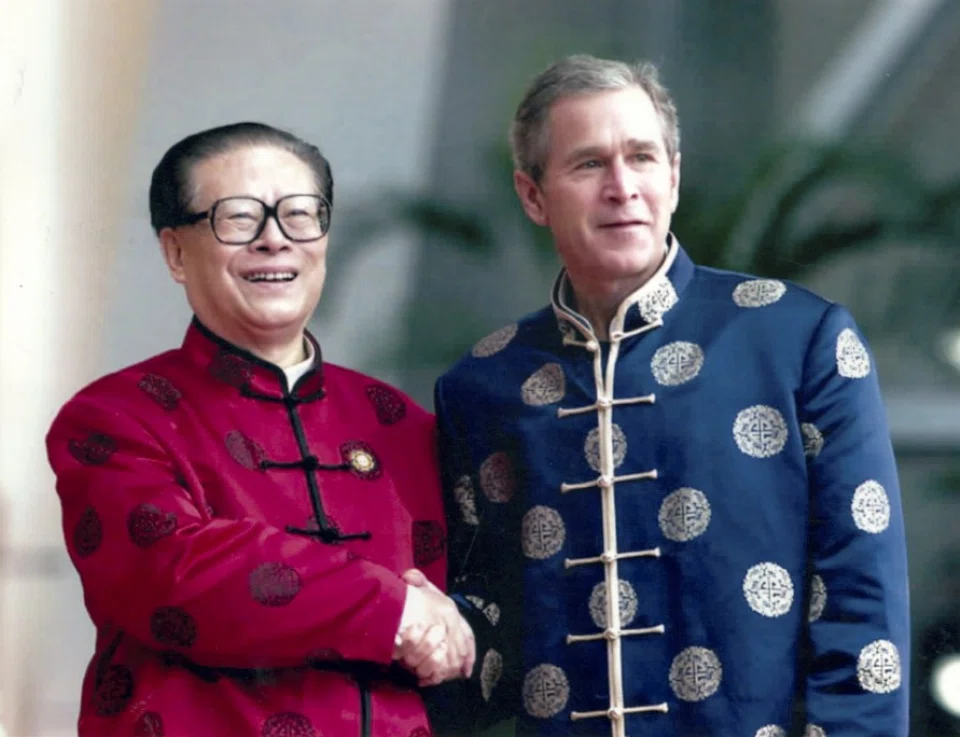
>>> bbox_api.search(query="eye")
[218,203,260,221]
[577,159,602,170]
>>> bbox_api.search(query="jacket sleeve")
[423,375,522,736]
[46,393,408,670]
[799,304,910,736]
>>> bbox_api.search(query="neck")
[568,280,635,341]
[249,336,309,368]
[567,244,669,341]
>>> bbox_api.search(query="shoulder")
[691,264,834,315]
[46,349,185,464]
[686,265,848,349]
[440,305,555,386]
[685,266,875,382]
[323,362,432,420]
[55,349,183,418]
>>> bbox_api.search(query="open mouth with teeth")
[243,271,298,283]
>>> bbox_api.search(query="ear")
[159,228,188,284]
[513,169,548,227]
[669,152,681,214]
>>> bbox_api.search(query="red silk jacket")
[46,319,446,737]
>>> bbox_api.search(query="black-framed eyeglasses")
[173,194,331,245]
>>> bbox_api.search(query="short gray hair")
[509,54,680,183]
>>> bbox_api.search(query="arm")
[47,394,408,670]
[800,305,910,736]
[422,376,521,735]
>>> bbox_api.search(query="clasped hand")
[393,569,476,687]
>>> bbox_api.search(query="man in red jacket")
[46,122,473,737]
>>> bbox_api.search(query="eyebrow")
[562,139,662,166]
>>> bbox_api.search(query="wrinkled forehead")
[539,86,667,174]
[187,145,317,206]
[550,86,663,143]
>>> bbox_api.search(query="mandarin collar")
[551,235,695,342]
[182,317,325,400]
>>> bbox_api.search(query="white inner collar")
[283,339,316,388]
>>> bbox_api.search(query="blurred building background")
[2,0,960,734]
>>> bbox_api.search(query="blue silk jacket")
[429,241,910,737]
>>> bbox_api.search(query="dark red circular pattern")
[365,384,407,425]
[73,506,103,558]
[137,373,182,411]
[261,712,318,737]
[127,504,178,548]
[134,711,165,737]
[225,430,267,470]
[150,607,197,648]
[208,351,254,388]
[93,665,134,716]
[412,520,446,567]
[68,432,118,465]
[249,562,302,607]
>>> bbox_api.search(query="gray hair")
[509,54,680,183]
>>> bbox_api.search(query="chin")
[591,255,659,281]
[245,309,309,333]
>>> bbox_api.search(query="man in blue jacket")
[421,53,910,737]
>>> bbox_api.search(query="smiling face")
[159,145,328,362]
[514,86,680,299]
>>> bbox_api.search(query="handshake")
[393,569,476,687]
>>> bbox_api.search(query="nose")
[252,212,290,253]
[603,159,640,203]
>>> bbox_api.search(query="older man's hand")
[393,570,476,686]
